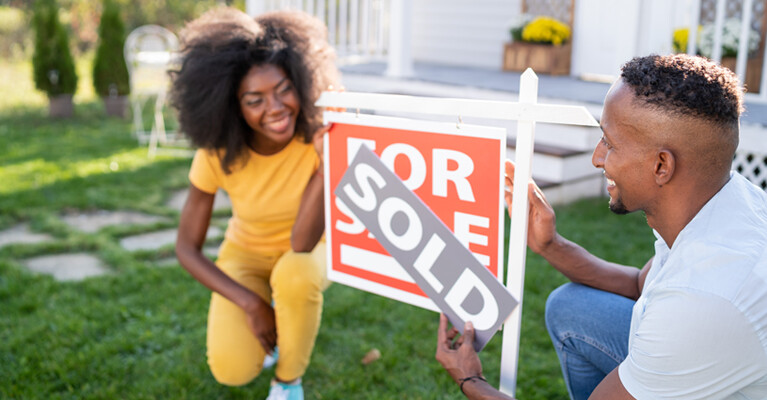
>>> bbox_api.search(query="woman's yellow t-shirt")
[188,137,319,253]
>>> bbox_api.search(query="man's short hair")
[620,54,744,126]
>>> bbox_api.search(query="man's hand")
[504,159,559,255]
[243,297,277,355]
[436,314,483,384]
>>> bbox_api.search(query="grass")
[0,57,656,399]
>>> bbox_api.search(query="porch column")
[385,0,414,78]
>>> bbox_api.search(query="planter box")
[503,41,571,75]
[103,95,129,118]
[720,57,762,93]
[49,94,74,118]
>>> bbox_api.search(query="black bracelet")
[459,375,487,395]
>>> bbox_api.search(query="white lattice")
[523,0,574,26]
[734,151,767,189]
[700,0,764,31]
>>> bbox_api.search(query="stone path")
[119,226,223,251]
[0,224,54,247]
[22,253,110,282]
[61,210,168,233]
[3,189,233,282]
[166,189,231,212]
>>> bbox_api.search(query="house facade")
[246,0,767,192]
[247,1,765,95]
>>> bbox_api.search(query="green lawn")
[0,57,655,399]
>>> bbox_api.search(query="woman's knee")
[270,251,324,295]
[208,353,262,386]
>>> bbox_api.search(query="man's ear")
[655,149,675,186]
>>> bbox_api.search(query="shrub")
[520,16,571,46]
[31,0,78,96]
[92,0,130,97]
[508,14,534,42]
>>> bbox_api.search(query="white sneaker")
[265,378,303,400]
[262,347,278,369]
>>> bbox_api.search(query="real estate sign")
[323,112,507,315]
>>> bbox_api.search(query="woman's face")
[237,64,300,155]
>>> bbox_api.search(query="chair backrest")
[124,25,179,95]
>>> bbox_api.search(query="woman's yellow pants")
[206,240,327,386]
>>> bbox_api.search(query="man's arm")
[436,314,638,400]
[589,369,635,400]
[505,160,648,300]
[435,314,515,400]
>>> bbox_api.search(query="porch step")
[506,140,600,184]
[340,71,608,204]
[508,123,602,152]
[534,175,605,206]
[506,141,604,205]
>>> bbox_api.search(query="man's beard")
[609,196,629,215]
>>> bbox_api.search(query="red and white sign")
[323,112,506,311]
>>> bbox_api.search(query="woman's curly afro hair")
[620,54,743,127]
[170,7,340,173]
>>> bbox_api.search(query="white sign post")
[500,69,538,396]
[316,69,598,397]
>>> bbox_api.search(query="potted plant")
[673,19,762,92]
[32,0,78,118]
[503,15,572,75]
[92,0,130,118]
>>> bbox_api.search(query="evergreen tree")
[32,0,78,96]
[92,0,130,97]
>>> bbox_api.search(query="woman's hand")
[243,297,277,355]
[311,123,332,168]
[311,85,346,166]
[504,159,559,255]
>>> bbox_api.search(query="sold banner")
[323,112,508,314]
[336,145,517,350]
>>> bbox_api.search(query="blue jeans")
[545,283,634,400]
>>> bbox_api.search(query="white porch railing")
[246,0,390,64]
[686,0,767,191]
[687,0,767,102]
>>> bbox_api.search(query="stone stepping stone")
[60,210,169,233]
[203,245,220,257]
[22,253,110,282]
[153,257,179,268]
[119,226,223,252]
[167,189,231,212]
[0,224,54,248]
[151,245,220,268]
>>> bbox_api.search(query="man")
[436,54,767,399]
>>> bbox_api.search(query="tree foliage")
[92,0,130,96]
[31,0,78,96]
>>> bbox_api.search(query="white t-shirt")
[618,173,767,399]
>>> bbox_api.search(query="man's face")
[592,80,659,215]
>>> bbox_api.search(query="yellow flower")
[673,27,689,53]
[521,17,571,46]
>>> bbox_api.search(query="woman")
[171,7,340,399]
